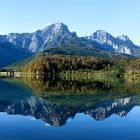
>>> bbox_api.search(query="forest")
[9,53,138,78]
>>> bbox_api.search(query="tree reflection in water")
[0,75,140,127]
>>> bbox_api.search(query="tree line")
[21,53,140,76]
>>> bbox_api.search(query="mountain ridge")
[86,30,139,55]
[0,22,139,55]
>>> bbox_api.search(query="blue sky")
[0,0,140,44]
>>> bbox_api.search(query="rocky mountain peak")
[117,35,130,42]
[88,30,113,44]
[95,30,109,35]
[42,22,70,37]
[53,22,69,32]
[87,30,139,55]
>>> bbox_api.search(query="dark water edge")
[0,76,140,140]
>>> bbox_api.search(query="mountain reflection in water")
[0,76,140,127]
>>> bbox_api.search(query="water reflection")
[0,76,140,127]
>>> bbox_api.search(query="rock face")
[0,23,80,53]
[0,23,139,55]
[87,30,139,55]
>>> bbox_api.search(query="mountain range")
[0,22,140,67]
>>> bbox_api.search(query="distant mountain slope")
[44,45,133,58]
[0,42,32,68]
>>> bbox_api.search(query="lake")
[0,76,140,140]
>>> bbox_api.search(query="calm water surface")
[0,76,140,140]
